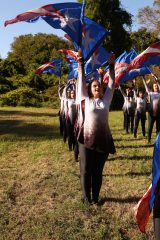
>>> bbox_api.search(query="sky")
[0,0,154,59]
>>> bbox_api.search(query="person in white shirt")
[119,85,136,134]
[76,51,116,204]
[133,89,147,138]
[143,77,160,143]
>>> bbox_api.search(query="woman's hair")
[87,80,101,98]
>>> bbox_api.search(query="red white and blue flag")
[4,3,84,47]
[66,56,78,80]
[65,16,109,62]
[59,49,78,61]
[35,58,62,77]
[85,46,110,78]
[116,42,160,84]
[134,132,160,233]
[103,49,137,86]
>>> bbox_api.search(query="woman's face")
[70,90,75,99]
[139,91,144,98]
[153,83,159,92]
[91,80,102,99]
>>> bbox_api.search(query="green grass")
[0,107,157,240]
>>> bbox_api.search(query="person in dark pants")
[79,144,109,203]
[134,90,147,138]
[143,77,160,143]
[58,84,68,143]
[119,85,136,134]
[76,51,116,204]
[66,88,77,151]
[58,84,65,137]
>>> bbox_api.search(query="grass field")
[0,107,157,240]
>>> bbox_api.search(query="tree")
[79,0,133,56]
[7,33,70,74]
[130,28,158,53]
[137,0,160,36]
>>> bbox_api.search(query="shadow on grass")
[0,109,58,118]
[0,119,61,140]
[108,155,151,161]
[99,196,141,205]
[114,137,143,142]
[104,171,151,177]
[116,144,153,149]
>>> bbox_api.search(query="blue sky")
[0,0,154,59]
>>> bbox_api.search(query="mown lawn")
[0,107,157,240]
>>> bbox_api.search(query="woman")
[133,89,147,138]
[143,77,160,143]
[119,85,136,134]
[66,86,77,152]
[76,51,116,204]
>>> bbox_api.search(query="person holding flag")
[119,84,136,134]
[133,79,147,138]
[143,76,160,143]
[65,81,77,152]
[76,50,116,204]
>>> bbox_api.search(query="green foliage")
[0,58,24,77]
[0,77,14,94]
[0,87,42,107]
[7,33,70,74]
[130,28,158,53]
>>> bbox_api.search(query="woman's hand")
[97,67,104,75]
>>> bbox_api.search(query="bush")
[0,87,43,107]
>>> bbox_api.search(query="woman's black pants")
[134,112,146,137]
[79,143,108,203]
[148,113,160,142]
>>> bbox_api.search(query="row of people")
[58,81,78,161]
[119,77,160,143]
[58,53,160,238]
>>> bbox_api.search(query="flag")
[119,67,151,84]
[59,49,78,61]
[134,185,152,233]
[134,132,160,233]
[65,16,109,61]
[5,3,83,47]
[116,42,160,84]
[85,46,110,77]
[59,49,78,79]
[62,54,78,80]
[67,59,78,80]
[35,58,62,77]
[103,49,137,85]
[130,41,160,69]
[80,17,109,61]
[150,132,160,210]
